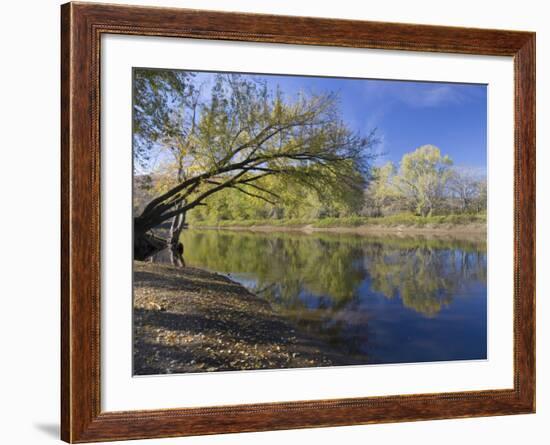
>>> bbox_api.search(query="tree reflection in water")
[176,229,487,363]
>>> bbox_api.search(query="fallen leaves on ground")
[133,261,334,375]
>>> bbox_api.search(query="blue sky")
[194,71,487,171]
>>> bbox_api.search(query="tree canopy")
[133,69,378,238]
[395,145,454,217]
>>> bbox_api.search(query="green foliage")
[186,166,364,225]
[363,162,400,216]
[133,71,377,233]
[396,145,454,216]
[133,69,197,172]
[185,143,487,226]
[190,212,487,229]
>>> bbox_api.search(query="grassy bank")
[191,213,486,232]
[133,261,354,375]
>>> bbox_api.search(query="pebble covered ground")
[133,261,337,375]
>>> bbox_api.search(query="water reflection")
[175,229,487,364]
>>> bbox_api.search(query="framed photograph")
[61,2,535,442]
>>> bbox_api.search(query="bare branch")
[230,186,278,205]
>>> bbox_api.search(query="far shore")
[189,223,486,237]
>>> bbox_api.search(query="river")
[167,229,487,365]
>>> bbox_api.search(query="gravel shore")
[133,261,341,375]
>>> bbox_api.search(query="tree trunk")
[133,165,190,262]
[169,209,187,267]
[416,202,431,217]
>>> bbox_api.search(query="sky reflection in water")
[179,229,487,365]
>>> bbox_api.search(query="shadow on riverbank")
[133,261,358,375]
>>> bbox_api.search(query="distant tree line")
[363,145,486,218]
[136,144,486,226]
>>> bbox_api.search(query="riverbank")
[191,217,485,238]
[133,261,348,375]
[192,224,486,237]
[190,214,486,236]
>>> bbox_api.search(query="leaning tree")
[133,70,378,262]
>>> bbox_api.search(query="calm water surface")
[177,229,487,365]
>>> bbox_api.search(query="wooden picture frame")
[61,2,535,442]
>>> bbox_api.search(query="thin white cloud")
[363,81,468,109]
[410,84,465,108]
